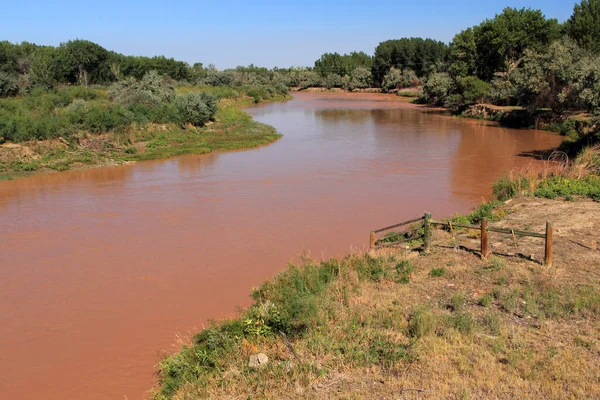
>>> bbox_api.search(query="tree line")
[1,0,600,116]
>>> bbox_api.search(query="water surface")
[0,92,562,399]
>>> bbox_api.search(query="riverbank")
[292,87,599,136]
[0,90,289,181]
[154,193,600,399]
[153,133,600,398]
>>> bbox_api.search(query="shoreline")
[0,95,289,181]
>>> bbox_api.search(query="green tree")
[448,28,477,77]
[444,76,491,110]
[314,51,372,77]
[474,8,561,81]
[422,72,454,105]
[0,71,17,97]
[58,40,110,85]
[508,39,581,113]
[565,0,600,53]
[381,68,418,92]
[347,67,371,90]
[29,47,59,90]
[372,38,447,86]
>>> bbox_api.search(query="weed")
[477,295,492,307]
[482,313,503,335]
[449,292,466,312]
[395,260,414,284]
[448,312,475,335]
[408,306,435,339]
[429,267,446,277]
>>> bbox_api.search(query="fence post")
[423,213,432,252]
[369,231,375,252]
[545,221,553,267]
[481,219,489,259]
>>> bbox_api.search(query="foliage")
[174,92,218,126]
[347,67,371,90]
[451,201,502,225]
[0,71,17,97]
[444,76,491,110]
[109,70,174,107]
[372,38,448,86]
[505,39,582,113]
[422,72,454,105]
[448,28,477,78]
[565,0,600,53]
[534,175,600,200]
[465,7,561,81]
[381,68,418,92]
[57,39,110,85]
[314,51,373,77]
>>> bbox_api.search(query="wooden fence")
[370,213,554,267]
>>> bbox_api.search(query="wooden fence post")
[545,221,553,267]
[369,231,375,252]
[423,213,432,252]
[481,219,489,259]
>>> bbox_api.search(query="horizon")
[3,0,577,69]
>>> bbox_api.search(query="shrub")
[347,67,371,90]
[422,72,454,105]
[0,72,18,97]
[201,70,233,86]
[173,92,218,126]
[109,70,174,107]
[382,68,418,92]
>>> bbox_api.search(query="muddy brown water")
[0,92,562,399]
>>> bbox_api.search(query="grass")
[0,88,289,180]
[153,235,600,399]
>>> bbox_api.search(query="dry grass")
[156,198,600,400]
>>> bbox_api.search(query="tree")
[448,28,477,77]
[381,68,418,92]
[474,8,561,81]
[507,39,581,113]
[347,67,371,90]
[29,47,58,90]
[565,0,600,53]
[314,51,372,77]
[444,76,491,110]
[372,38,447,86]
[58,40,110,85]
[0,71,17,97]
[422,72,454,105]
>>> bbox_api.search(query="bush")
[347,67,371,90]
[109,70,174,107]
[422,72,454,105]
[382,68,418,92]
[0,72,18,97]
[174,92,218,126]
[201,70,233,86]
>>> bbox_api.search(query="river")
[0,92,562,399]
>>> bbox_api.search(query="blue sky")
[2,1,576,69]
